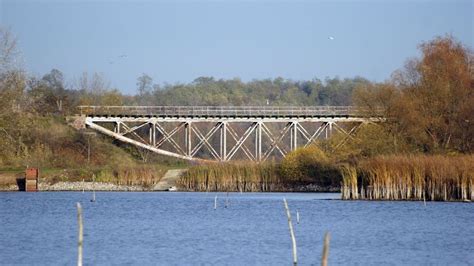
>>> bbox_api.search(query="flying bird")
[328,36,335,40]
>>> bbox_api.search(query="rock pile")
[39,181,147,191]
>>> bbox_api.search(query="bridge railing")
[78,105,367,117]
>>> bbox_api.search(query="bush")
[279,145,341,187]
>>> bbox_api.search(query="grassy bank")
[341,155,474,201]
[0,115,187,189]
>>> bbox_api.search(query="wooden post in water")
[321,232,330,266]
[283,198,297,266]
[91,174,96,202]
[76,203,83,266]
[225,192,229,208]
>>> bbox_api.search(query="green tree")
[136,73,153,98]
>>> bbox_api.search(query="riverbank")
[0,167,183,192]
[0,181,339,192]
[0,181,148,191]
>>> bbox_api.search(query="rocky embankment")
[0,181,149,191]
[0,169,187,192]
[39,181,147,191]
[286,184,340,192]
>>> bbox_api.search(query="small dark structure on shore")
[25,168,39,192]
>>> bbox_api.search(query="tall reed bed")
[177,162,282,192]
[341,155,474,201]
[94,165,166,187]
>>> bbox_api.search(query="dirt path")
[153,169,187,191]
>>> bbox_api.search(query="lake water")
[0,192,473,265]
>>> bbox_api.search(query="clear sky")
[1,0,472,94]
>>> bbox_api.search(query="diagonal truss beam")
[334,122,366,149]
[85,119,196,161]
[226,123,258,161]
[154,123,186,155]
[261,122,288,157]
[226,123,256,161]
[262,122,293,161]
[119,122,149,144]
[191,123,221,160]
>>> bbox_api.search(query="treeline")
[20,70,373,114]
[147,76,370,106]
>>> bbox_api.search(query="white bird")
[328,36,335,40]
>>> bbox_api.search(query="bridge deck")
[78,105,366,118]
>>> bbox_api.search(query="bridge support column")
[325,122,333,139]
[329,122,333,138]
[255,122,262,161]
[114,121,121,134]
[149,122,156,146]
[291,121,298,151]
[185,122,192,157]
[221,122,227,161]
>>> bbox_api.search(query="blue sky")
[1,0,472,94]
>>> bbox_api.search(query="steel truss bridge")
[75,106,379,162]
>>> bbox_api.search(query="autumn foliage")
[354,35,473,153]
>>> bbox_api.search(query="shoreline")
[0,181,340,193]
[1,184,471,202]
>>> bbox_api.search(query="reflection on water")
[0,192,473,265]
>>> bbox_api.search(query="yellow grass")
[341,155,474,201]
[177,162,281,192]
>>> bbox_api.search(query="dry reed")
[177,162,282,192]
[341,155,474,201]
[94,166,165,188]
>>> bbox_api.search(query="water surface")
[1,192,473,265]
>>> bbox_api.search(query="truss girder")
[85,117,370,162]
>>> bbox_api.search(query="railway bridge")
[74,106,380,162]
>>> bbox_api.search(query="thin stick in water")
[214,195,218,210]
[76,202,83,266]
[283,198,297,266]
[91,174,96,202]
[321,232,330,266]
[225,192,229,208]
